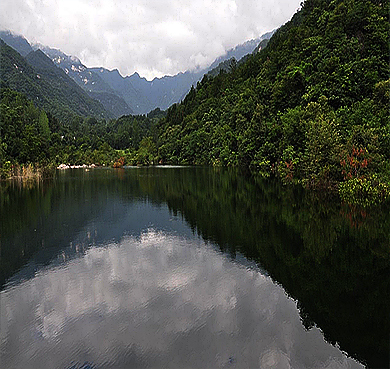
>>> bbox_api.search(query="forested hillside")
[0,40,111,121]
[156,0,389,204]
[0,87,163,177]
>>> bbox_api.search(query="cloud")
[0,0,301,80]
[0,229,363,369]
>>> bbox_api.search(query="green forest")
[1,0,389,205]
[0,87,163,170]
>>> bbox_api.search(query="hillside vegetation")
[0,40,111,121]
[156,0,389,204]
[0,87,163,176]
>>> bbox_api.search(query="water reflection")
[1,167,388,368]
[1,228,362,369]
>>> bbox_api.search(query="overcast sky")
[0,0,301,80]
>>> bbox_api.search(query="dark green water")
[0,167,389,369]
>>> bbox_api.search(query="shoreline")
[57,164,98,170]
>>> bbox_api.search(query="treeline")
[0,87,164,178]
[155,0,390,204]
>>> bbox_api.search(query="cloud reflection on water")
[1,229,363,369]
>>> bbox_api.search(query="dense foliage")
[156,0,390,203]
[0,87,164,177]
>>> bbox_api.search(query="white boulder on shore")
[57,164,96,169]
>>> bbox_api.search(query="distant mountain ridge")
[30,44,134,117]
[0,39,111,121]
[87,30,274,115]
[0,30,33,56]
[208,30,275,71]
[1,29,274,116]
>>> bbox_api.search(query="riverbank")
[57,164,98,170]
[1,161,389,207]
[0,163,55,181]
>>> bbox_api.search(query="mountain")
[251,38,270,55]
[34,46,113,93]
[34,44,201,115]
[0,34,133,118]
[31,45,134,118]
[206,39,270,78]
[1,29,274,116]
[87,68,204,115]
[207,30,275,71]
[89,32,275,115]
[0,40,111,121]
[32,32,273,115]
[88,68,151,115]
[0,30,33,56]
[87,91,134,118]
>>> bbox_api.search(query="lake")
[0,167,388,369]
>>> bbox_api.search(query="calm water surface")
[0,167,389,369]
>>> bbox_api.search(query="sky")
[0,0,301,80]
